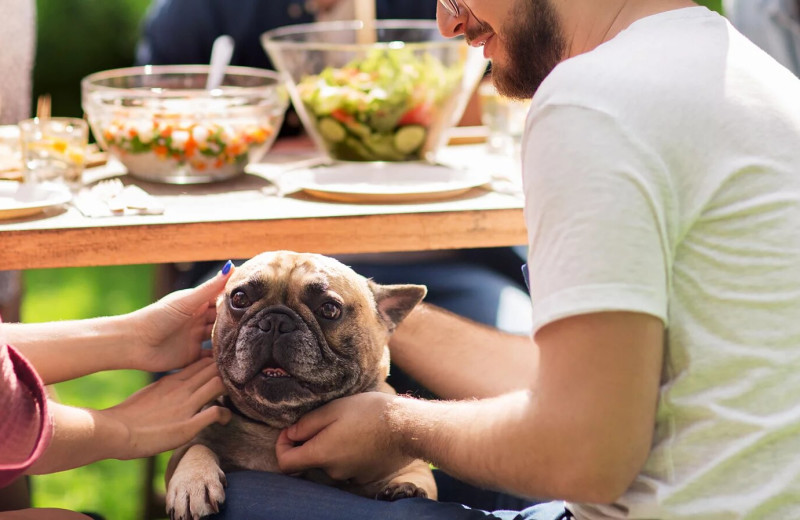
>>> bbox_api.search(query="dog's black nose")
[258,312,298,335]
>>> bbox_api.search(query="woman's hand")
[104,357,231,460]
[127,262,233,373]
[28,357,231,475]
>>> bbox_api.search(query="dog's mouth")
[261,361,291,379]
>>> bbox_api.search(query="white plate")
[292,162,491,203]
[0,181,72,220]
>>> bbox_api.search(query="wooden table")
[0,142,526,271]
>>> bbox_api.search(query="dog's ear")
[368,281,427,331]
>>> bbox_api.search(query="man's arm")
[394,311,663,502]
[389,302,538,399]
[279,311,663,503]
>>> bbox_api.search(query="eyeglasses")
[439,0,461,17]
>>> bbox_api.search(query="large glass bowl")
[262,20,487,163]
[82,65,289,184]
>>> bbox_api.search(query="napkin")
[72,179,165,217]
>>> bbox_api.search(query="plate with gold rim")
[291,162,491,203]
[0,181,72,220]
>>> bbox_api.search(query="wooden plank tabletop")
[0,144,527,270]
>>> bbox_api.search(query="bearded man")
[206,1,800,519]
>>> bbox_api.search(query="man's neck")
[559,0,699,59]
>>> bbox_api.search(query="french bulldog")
[165,251,437,520]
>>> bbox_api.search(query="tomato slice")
[398,102,434,127]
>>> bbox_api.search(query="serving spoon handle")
[206,35,235,91]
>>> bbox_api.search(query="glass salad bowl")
[262,20,487,163]
[82,65,289,184]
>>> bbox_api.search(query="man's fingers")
[275,428,315,475]
[285,407,336,443]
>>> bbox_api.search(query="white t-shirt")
[523,7,800,519]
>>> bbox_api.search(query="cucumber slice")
[393,125,427,155]
[365,133,405,161]
[317,117,347,144]
[344,120,372,140]
[338,136,376,161]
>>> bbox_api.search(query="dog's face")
[213,251,426,428]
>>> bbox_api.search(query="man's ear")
[368,281,427,331]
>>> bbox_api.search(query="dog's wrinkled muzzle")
[226,305,318,385]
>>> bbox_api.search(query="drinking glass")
[478,82,531,156]
[18,117,89,185]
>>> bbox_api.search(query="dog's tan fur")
[165,251,437,520]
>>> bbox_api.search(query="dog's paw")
[166,466,227,520]
[376,481,429,501]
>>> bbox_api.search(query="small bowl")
[262,20,487,163]
[82,65,289,184]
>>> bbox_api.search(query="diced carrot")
[184,138,197,158]
[331,109,354,124]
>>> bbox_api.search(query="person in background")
[724,0,800,75]
[0,265,234,520]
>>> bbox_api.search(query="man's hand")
[127,264,233,373]
[103,357,231,460]
[275,392,416,484]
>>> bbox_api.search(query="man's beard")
[492,0,565,99]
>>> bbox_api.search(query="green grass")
[22,265,169,520]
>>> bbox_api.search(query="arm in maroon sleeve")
[0,341,52,487]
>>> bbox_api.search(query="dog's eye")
[316,301,342,321]
[230,290,252,309]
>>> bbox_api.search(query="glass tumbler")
[18,117,89,185]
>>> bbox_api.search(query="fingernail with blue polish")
[222,260,233,275]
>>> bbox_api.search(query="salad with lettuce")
[297,47,460,161]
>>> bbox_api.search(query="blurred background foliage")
[33,0,152,119]
[23,0,724,518]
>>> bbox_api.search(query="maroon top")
[0,318,52,487]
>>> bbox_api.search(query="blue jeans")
[210,471,568,520]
